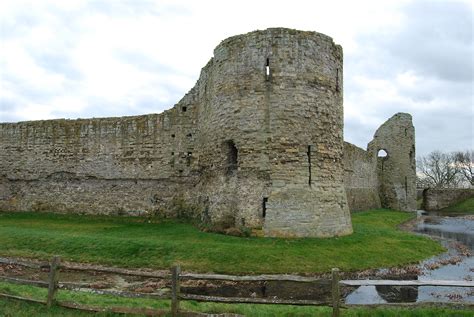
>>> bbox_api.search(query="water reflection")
[346,286,386,304]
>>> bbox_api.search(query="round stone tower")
[195,28,352,237]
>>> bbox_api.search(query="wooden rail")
[180,272,320,282]
[1,256,473,316]
[181,294,327,306]
[341,279,474,287]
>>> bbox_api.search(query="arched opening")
[377,149,388,158]
[224,140,238,175]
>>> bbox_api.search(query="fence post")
[331,268,340,317]
[46,256,61,308]
[171,265,181,317]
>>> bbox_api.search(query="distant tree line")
[417,150,473,188]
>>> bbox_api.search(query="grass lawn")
[0,282,472,317]
[0,209,444,274]
[441,197,474,214]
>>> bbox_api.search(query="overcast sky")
[0,0,472,157]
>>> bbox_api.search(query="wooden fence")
[0,257,473,316]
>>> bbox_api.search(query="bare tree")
[454,150,474,186]
[417,151,461,188]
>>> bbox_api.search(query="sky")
[0,0,472,157]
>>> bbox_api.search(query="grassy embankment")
[0,283,472,317]
[441,197,474,214]
[0,210,444,274]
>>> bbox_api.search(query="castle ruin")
[0,28,416,237]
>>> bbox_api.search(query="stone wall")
[0,105,200,217]
[343,142,381,211]
[423,188,474,211]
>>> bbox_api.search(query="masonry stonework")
[343,142,381,211]
[423,188,474,211]
[0,28,416,237]
[343,113,416,212]
[369,113,417,211]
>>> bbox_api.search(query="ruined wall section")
[343,142,381,211]
[0,92,200,215]
[368,113,416,211]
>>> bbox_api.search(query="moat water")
[346,212,474,304]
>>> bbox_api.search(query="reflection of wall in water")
[375,285,418,303]
[418,227,474,249]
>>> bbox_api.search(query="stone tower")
[195,28,353,237]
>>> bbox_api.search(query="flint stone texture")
[0,28,416,237]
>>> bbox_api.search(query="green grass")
[0,210,444,274]
[0,282,472,317]
[442,197,474,213]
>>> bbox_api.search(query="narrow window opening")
[224,140,238,175]
[187,152,192,156]
[404,128,407,136]
[336,69,340,92]
[171,152,174,156]
[182,106,187,112]
[307,145,312,187]
[241,218,245,227]
[187,133,192,138]
[409,145,416,171]
[171,134,175,138]
[405,176,408,199]
[262,197,268,218]
[265,58,270,80]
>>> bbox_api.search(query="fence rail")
[341,279,474,287]
[0,256,473,316]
